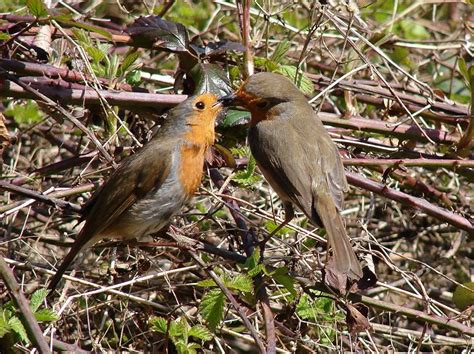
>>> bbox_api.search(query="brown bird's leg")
[260,202,294,247]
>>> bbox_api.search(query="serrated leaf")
[220,109,250,128]
[196,279,217,288]
[149,316,168,334]
[0,33,11,41]
[296,294,316,321]
[276,65,314,95]
[26,0,48,17]
[227,274,253,293]
[29,289,47,313]
[0,310,10,338]
[5,100,44,125]
[8,317,28,343]
[189,63,233,96]
[271,40,291,64]
[34,309,59,322]
[272,267,296,297]
[199,289,225,332]
[247,263,265,277]
[128,16,189,51]
[188,325,212,341]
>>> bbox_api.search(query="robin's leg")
[260,202,294,247]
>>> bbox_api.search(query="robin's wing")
[311,123,348,211]
[248,121,313,211]
[77,137,176,246]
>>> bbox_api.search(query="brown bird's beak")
[217,92,242,107]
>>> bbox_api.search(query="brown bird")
[219,72,363,282]
[48,93,223,291]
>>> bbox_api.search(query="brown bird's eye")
[256,100,269,109]
[195,101,205,109]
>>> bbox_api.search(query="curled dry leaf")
[346,303,370,335]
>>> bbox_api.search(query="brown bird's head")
[163,93,223,146]
[219,72,308,125]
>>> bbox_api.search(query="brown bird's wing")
[249,118,362,281]
[48,137,176,291]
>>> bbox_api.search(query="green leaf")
[0,32,11,41]
[296,293,317,321]
[188,325,212,341]
[8,317,28,343]
[458,58,469,86]
[244,249,265,277]
[264,220,291,236]
[398,19,430,40]
[453,282,474,310]
[29,289,47,313]
[0,310,11,338]
[34,309,59,322]
[220,109,250,128]
[26,0,48,17]
[196,279,217,288]
[227,274,253,293]
[199,289,225,332]
[119,50,141,76]
[271,267,296,297]
[276,65,314,95]
[271,40,291,64]
[5,100,44,125]
[149,316,168,334]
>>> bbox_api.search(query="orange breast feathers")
[179,143,207,196]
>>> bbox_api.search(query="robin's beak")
[217,92,242,107]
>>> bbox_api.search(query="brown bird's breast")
[102,147,190,240]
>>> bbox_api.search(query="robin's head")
[219,72,308,124]
[177,93,223,146]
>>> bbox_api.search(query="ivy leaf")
[128,16,189,51]
[188,325,212,341]
[276,65,314,96]
[26,0,48,17]
[199,289,225,332]
[29,289,47,313]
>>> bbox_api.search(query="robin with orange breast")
[219,72,363,284]
[48,93,223,291]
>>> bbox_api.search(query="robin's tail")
[313,193,363,281]
[48,228,95,294]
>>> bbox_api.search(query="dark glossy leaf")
[128,16,189,52]
[189,63,233,96]
[220,109,249,128]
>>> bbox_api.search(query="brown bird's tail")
[48,237,89,293]
[314,193,363,281]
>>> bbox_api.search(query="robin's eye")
[195,101,205,109]
[256,100,269,109]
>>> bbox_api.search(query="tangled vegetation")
[0,0,472,352]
